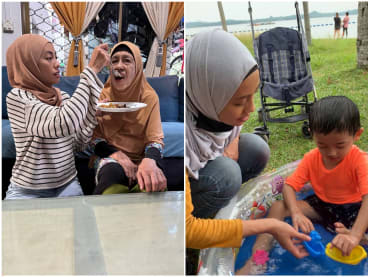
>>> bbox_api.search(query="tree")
[357,2,368,69]
[303,2,311,45]
[217,2,228,32]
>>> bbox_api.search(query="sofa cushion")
[178,77,184,122]
[147,75,179,122]
[54,75,81,96]
[162,122,184,157]
[2,66,12,119]
[1,120,185,159]
[54,73,108,96]
[2,119,16,159]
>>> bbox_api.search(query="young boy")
[239,96,368,275]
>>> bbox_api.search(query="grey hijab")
[185,29,257,179]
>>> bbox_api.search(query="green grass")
[235,34,368,172]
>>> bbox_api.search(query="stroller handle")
[248,2,258,63]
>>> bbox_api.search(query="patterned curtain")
[160,2,184,76]
[142,2,169,77]
[51,2,104,76]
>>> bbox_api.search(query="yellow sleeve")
[186,172,243,249]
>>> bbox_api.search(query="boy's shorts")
[304,194,362,233]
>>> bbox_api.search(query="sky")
[186,1,359,22]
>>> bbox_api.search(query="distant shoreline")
[186,9,357,29]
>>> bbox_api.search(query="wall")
[2,2,22,65]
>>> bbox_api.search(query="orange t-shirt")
[286,145,368,204]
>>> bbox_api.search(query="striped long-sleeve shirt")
[6,67,103,190]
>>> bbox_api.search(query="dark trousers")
[94,157,184,194]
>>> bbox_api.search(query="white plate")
[97,102,147,112]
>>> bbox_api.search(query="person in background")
[333,12,341,39]
[342,12,350,38]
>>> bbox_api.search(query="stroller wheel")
[257,109,269,122]
[302,122,311,139]
[258,133,269,143]
[253,127,270,143]
[257,109,263,122]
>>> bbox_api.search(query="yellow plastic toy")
[325,243,367,265]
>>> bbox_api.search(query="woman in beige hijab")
[5,34,109,199]
[92,41,166,194]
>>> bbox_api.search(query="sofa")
[2,66,184,198]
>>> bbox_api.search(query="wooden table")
[3,191,184,275]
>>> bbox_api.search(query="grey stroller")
[249,2,318,141]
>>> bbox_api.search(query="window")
[29,2,118,74]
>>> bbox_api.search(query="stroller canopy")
[256,27,314,102]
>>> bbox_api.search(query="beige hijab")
[93,41,164,162]
[6,34,62,106]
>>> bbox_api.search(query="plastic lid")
[325,243,367,265]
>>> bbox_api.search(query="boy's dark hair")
[309,96,361,136]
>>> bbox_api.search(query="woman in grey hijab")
[186,29,270,219]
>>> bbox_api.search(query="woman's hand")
[96,99,108,118]
[137,158,167,192]
[223,136,239,161]
[89,43,110,74]
[291,210,315,234]
[270,219,311,259]
[96,99,113,121]
[330,233,360,256]
[109,151,137,185]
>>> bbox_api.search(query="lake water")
[186,15,358,39]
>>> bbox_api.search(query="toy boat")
[303,230,325,257]
[325,243,367,265]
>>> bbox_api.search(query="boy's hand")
[291,211,315,233]
[331,233,360,256]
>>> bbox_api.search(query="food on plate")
[99,103,128,109]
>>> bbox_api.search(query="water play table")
[2,191,184,275]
